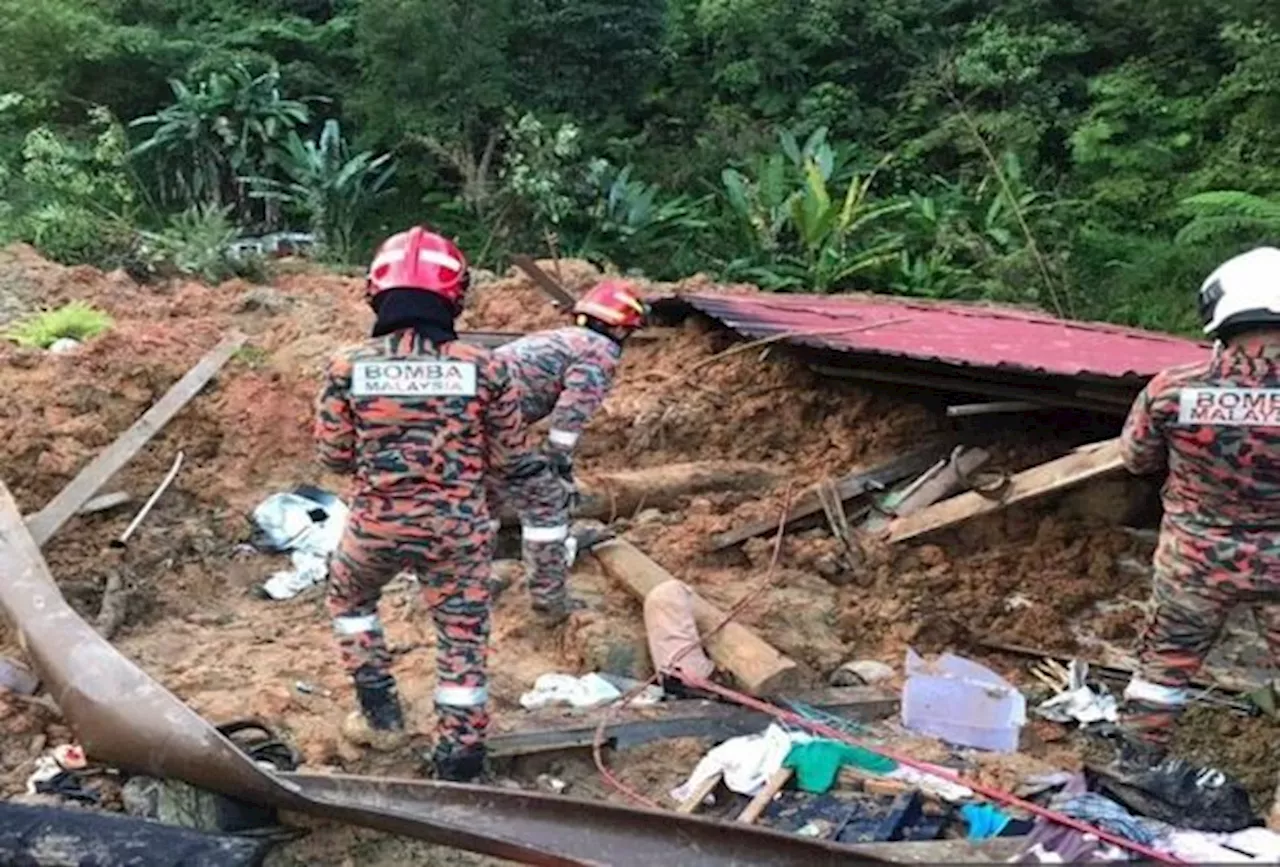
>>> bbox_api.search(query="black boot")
[431,743,487,783]
[354,666,405,731]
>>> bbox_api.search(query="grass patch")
[6,301,113,348]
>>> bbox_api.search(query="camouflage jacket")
[315,331,538,536]
[495,326,621,453]
[1121,340,1280,532]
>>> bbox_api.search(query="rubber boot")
[340,666,408,751]
[430,743,487,783]
[531,596,586,628]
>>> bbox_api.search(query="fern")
[7,302,113,348]
[1176,190,1280,245]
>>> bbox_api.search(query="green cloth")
[782,739,898,793]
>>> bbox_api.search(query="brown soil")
[0,245,1268,857]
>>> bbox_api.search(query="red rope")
[671,673,1183,864]
[589,484,797,809]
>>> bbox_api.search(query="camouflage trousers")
[1122,520,1280,747]
[326,518,492,756]
[487,466,574,613]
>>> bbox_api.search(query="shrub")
[7,301,114,348]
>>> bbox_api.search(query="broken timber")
[885,438,1125,544]
[592,539,801,695]
[487,687,897,757]
[0,480,893,866]
[25,333,246,547]
[710,444,948,551]
[863,448,990,533]
[511,255,579,308]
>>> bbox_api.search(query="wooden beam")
[946,400,1040,417]
[737,767,792,824]
[25,333,246,547]
[591,540,801,695]
[845,837,1029,864]
[810,364,1128,414]
[709,445,949,551]
[863,448,990,533]
[677,772,723,814]
[511,255,578,308]
[885,438,1125,544]
[486,687,898,757]
[21,491,131,523]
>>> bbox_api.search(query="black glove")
[548,449,574,485]
[548,450,579,510]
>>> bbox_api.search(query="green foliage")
[130,64,312,222]
[8,0,1280,336]
[253,119,395,262]
[138,203,260,283]
[1175,191,1280,247]
[6,301,113,348]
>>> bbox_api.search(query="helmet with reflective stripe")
[1199,246,1280,339]
[366,226,469,308]
[573,279,649,329]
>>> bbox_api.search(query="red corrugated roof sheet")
[681,293,1209,383]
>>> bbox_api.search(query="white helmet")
[1199,246,1280,338]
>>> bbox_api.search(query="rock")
[917,545,947,568]
[236,286,293,315]
[829,659,895,687]
[48,338,81,354]
[634,508,665,526]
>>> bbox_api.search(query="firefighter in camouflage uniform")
[489,279,649,624]
[315,226,540,782]
[1118,246,1280,759]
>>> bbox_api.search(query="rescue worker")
[1117,246,1280,762]
[314,226,540,782]
[489,279,649,625]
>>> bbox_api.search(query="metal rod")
[947,400,1041,417]
[114,451,184,547]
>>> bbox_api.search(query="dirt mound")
[0,244,1213,819]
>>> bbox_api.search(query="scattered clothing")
[1161,827,1280,863]
[1119,340,1280,746]
[671,724,809,803]
[1016,775,1129,863]
[961,803,1012,840]
[518,673,661,710]
[251,488,348,600]
[643,579,714,681]
[782,740,896,794]
[1055,792,1163,847]
[884,765,974,803]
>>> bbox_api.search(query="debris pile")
[1,245,1277,864]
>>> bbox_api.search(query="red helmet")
[366,226,469,308]
[573,279,649,329]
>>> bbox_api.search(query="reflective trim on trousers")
[548,429,580,449]
[435,685,489,707]
[1124,676,1188,707]
[333,614,381,635]
[522,524,569,543]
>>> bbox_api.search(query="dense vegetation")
[3,0,1280,333]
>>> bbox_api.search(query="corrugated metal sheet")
[681,293,1209,383]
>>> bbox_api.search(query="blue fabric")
[961,803,1012,840]
[1056,793,1161,846]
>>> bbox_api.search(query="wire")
[670,673,1183,864]
[590,483,797,809]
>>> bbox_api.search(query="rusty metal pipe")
[0,481,885,865]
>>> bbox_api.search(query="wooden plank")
[21,491,131,523]
[511,255,578,308]
[737,767,792,824]
[677,771,723,814]
[947,400,1040,417]
[810,364,1128,414]
[885,439,1125,544]
[845,837,1028,864]
[709,444,949,551]
[25,333,246,547]
[487,687,897,757]
[864,448,990,533]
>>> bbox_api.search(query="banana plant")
[252,120,396,262]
